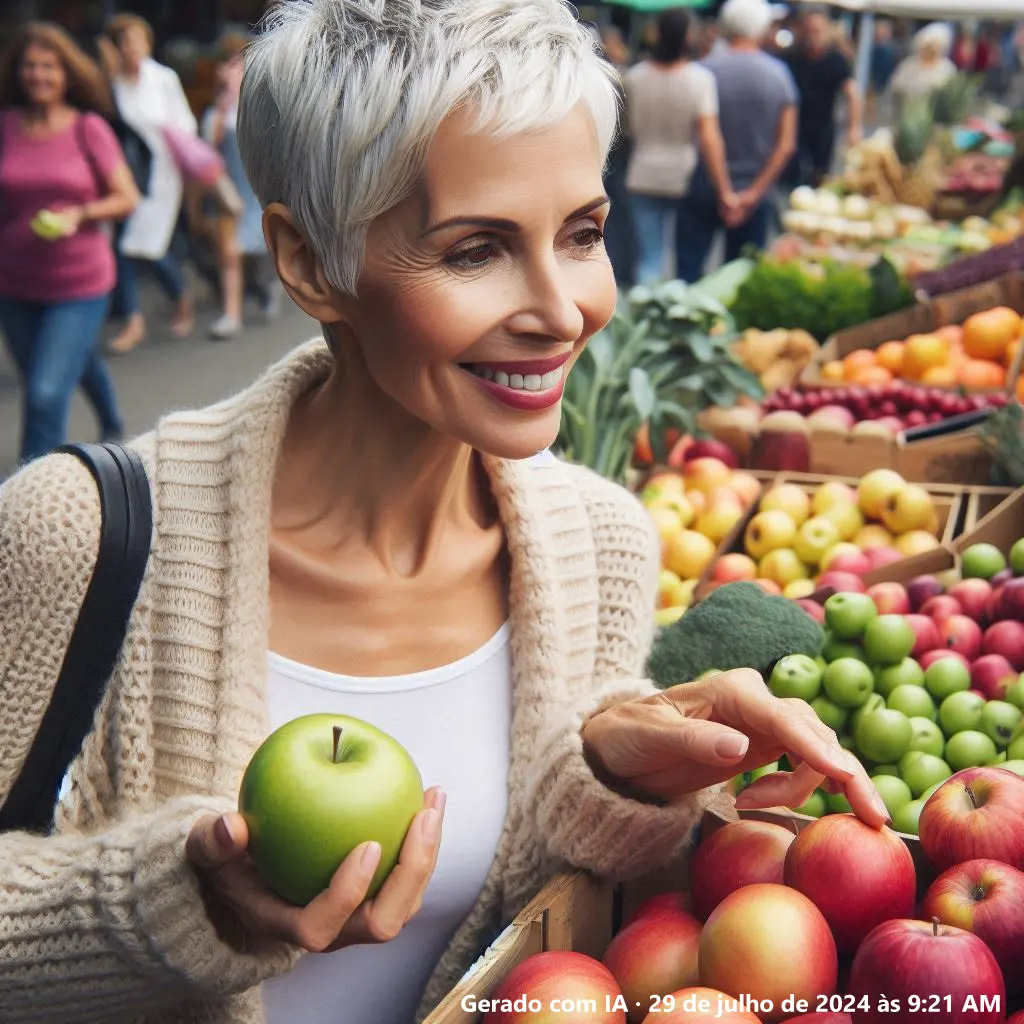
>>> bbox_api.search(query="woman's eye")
[445,243,496,269]
[572,227,606,248]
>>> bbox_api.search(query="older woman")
[0,3,883,1024]
[889,22,957,116]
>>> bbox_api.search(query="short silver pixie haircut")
[238,0,620,296]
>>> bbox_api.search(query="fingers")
[185,812,249,869]
[735,760,825,809]
[341,787,446,947]
[669,717,752,767]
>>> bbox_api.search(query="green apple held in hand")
[238,714,424,906]
[824,592,877,640]
[29,208,67,241]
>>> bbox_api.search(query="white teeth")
[468,363,565,391]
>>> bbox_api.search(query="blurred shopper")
[869,19,896,110]
[952,24,977,71]
[624,7,730,284]
[200,34,280,339]
[784,6,862,188]
[889,23,956,117]
[106,14,196,354]
[0,22,136,464]
[675,0,797,282]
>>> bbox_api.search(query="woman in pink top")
[0,23,138,464]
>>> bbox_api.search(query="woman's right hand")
[185,786,446,953]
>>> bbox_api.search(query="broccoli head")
[646,581,825,688]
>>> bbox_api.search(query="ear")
[263,203,348,326]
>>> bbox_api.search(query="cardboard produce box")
[800,273,1024,391]
[424,807,929,1024]
[694,472,964,602]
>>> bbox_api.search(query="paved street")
[0,287,318,476]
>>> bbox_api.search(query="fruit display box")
[799,272,1024,392]
[693,473,965,603]
[953,485,1024,565]
[807,422,994,485]
[423,807,929,1024]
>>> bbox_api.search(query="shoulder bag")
[0,443,153,834]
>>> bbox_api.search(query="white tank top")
[260,623,512,1024]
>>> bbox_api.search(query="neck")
[22,101,65,126]
[730,39,761,52]
[124,62,143,81]
[273,332,495,577]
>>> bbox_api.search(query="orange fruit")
[902,333,949,379]
[920,365,958,386]
[958,359,1006,390]
[1016,375,1024,402]
[849,365,894,386]
[843,350,877,376]
[1005,338,1021,369]
[875,341,905,375]
[936,325,964,345]
[821,360,845,382]
[963,306,1022,362]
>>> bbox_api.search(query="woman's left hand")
[56,207,85,237]
[582,668,889,829]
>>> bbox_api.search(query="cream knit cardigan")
[0,341,724,1024]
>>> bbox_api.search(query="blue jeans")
[113,248,186,319]
[675,165,771,283]
[630,193,678,285]
[0,294,123,464]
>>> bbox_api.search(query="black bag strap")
[0,443,153,834]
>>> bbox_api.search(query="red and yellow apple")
[481,951,626,1022]
[623,891,688,927]
[847,918,1005,1024]
[698,883,837,1023]
[782,814,916,954]
[684,458,733,496]
[603,908,702,1022]
[688,820,796,921]
[918,766,1024,871]
[760,484,812,526]
[922,858,1024,991]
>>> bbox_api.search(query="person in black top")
[784,6,862,188]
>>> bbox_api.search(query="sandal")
[107,314,147,355]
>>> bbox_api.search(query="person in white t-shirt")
[624,7,733,284]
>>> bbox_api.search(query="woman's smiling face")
[335,101,617,460]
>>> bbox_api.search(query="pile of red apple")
[478,778,1024,1024]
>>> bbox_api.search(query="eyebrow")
[421,195,610,237]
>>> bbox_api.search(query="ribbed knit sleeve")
[0,456,299,1021]
[527,468,728,880]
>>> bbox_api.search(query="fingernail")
[715,735,749,759]
[429,788,447,814]
[419,808,441,842]
[361,841,382,872]
[871,790,890,819]
[215,815,236,850]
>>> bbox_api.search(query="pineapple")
[895,100,937,209]
[932,73,980,126]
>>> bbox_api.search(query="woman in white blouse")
[106,14,197,353]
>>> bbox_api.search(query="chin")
[467,410,563,462]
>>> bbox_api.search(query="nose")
[510,253,585,344]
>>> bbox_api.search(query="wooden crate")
[800,273,1024,392]
[694,472,964,602]
[952,485,1024,561]
[960,485,1021,536]
[424,807,929,1024]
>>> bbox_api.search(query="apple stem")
[965,783,977,809]
[931,917,939,937]
[333,725,343,764]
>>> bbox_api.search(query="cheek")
[581,259,618,338]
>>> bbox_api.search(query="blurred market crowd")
[0,0,1023,467]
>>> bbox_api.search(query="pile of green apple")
[752,592,1024,837]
